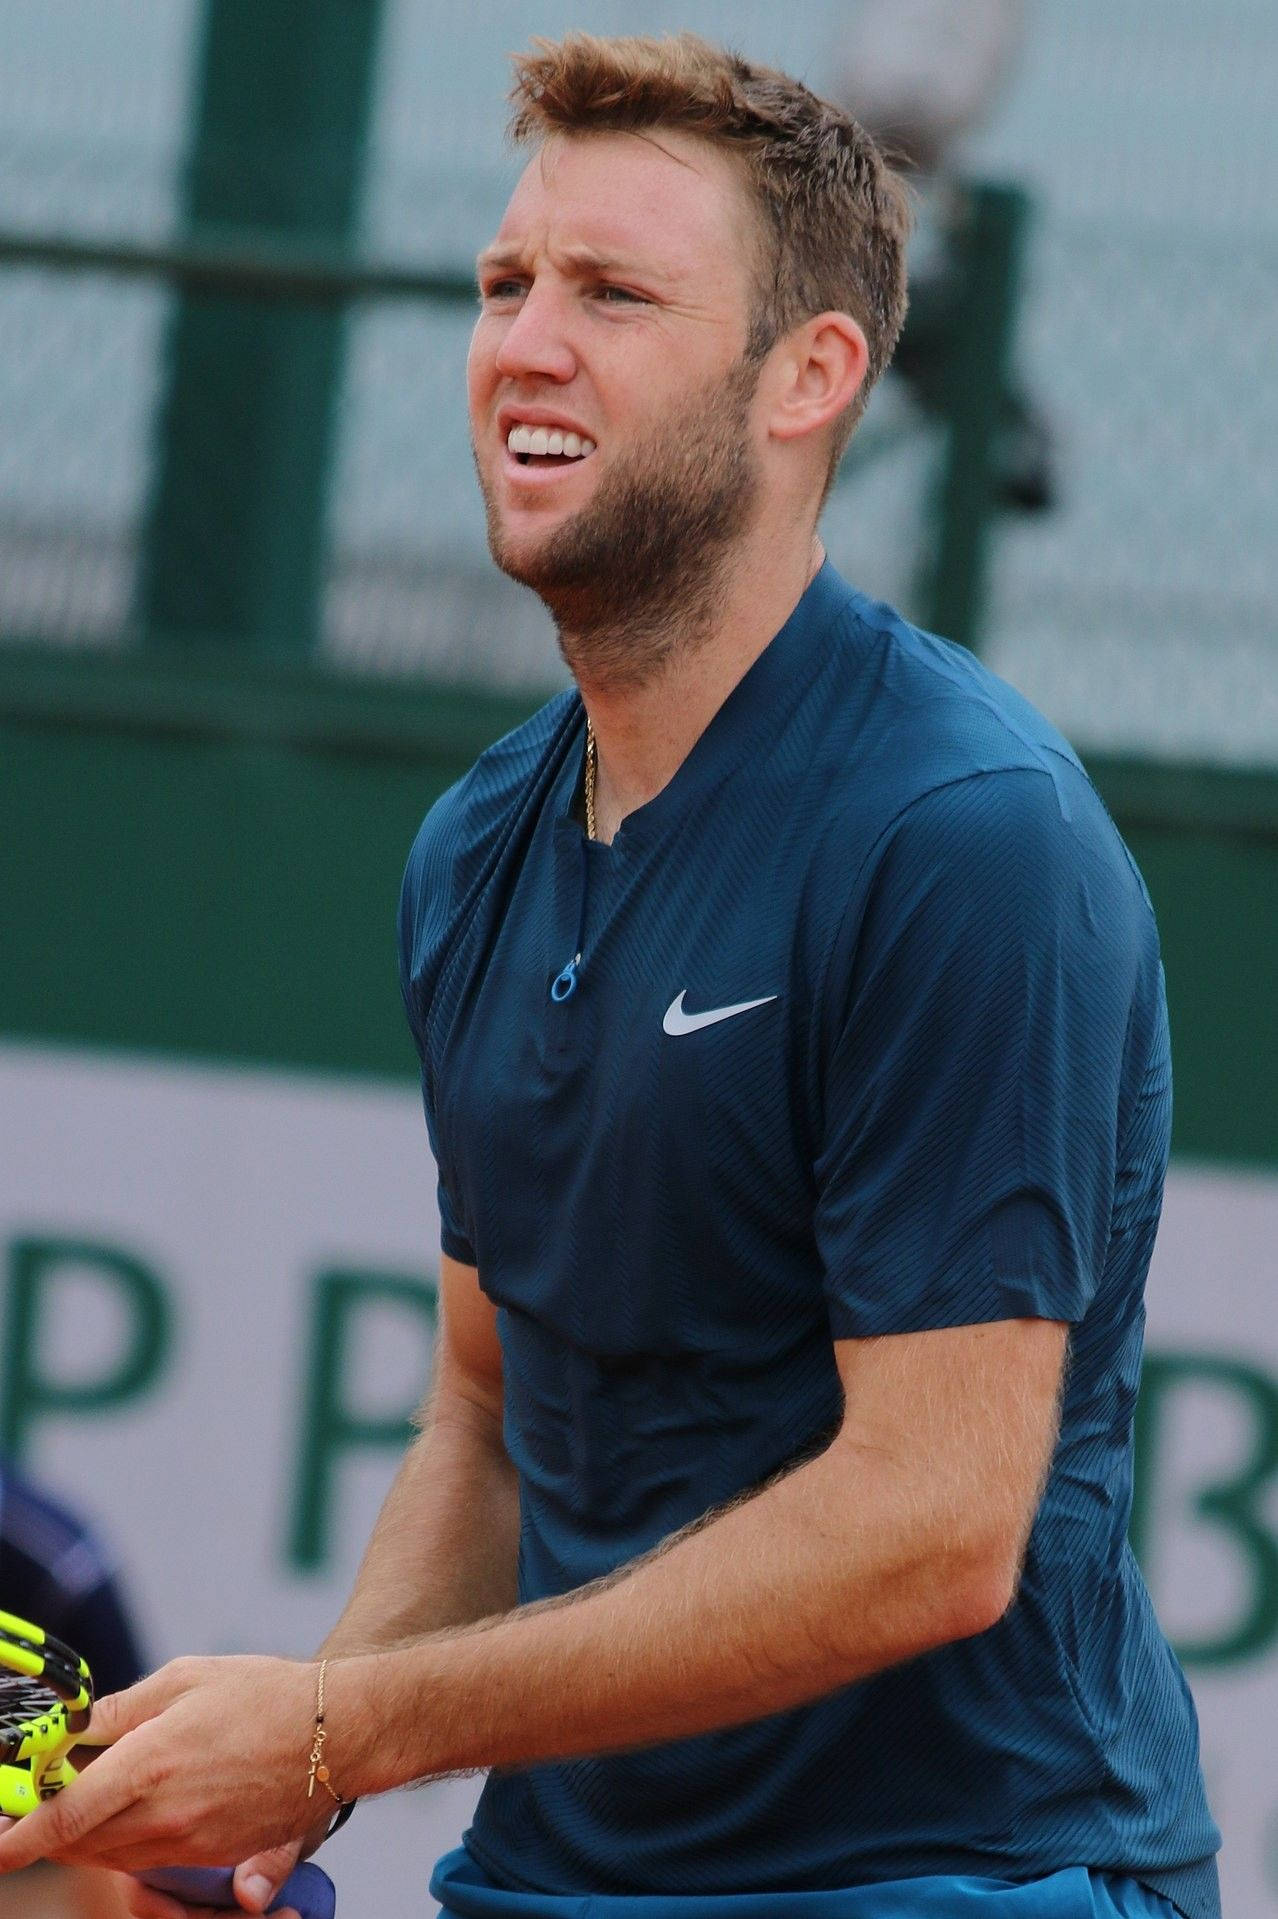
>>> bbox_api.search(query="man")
[0,32,1219,1919]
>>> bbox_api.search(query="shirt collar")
[567,559,852,848]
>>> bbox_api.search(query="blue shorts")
[430,1848,1177,1919]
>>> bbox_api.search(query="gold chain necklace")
[584,718,597,841]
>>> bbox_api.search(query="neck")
[577,533,824,844]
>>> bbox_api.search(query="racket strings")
[0,1672,61,1720]
[0,1680,89,1734]
[0,1673,71,1764]
[0,1615,94,1815]
[0,1617,93,1792]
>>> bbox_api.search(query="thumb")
[234,1839,304,1914]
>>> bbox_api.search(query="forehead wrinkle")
[492,130,758,307]
[476,237,680,290]
[558,241,680,287]
[529,126,737,232]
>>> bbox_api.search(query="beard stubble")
[475,355,763,689]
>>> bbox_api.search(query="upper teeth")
[507,425,595,458]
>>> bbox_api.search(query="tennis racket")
[1,1609,336,1917]
[0,1606,93,1817]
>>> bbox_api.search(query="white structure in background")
[835,0,1026,174]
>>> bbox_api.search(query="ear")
[764,312,870,446]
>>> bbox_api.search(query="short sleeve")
[433,1177,478,1266]
[398,829,478,1268]
[814,766,1147,1337]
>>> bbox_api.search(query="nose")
[492,281,577,385]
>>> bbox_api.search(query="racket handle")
[136,1862,336,1917]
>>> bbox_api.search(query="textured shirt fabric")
[430,1845,1178,1918]
[398,564,1219,1914]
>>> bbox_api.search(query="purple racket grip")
[137,1861,336,1917]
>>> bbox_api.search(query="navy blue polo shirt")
[398,564,1219,1914]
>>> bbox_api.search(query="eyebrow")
[475,242,671,285]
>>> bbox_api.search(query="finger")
[134,1870,305,1918]
[235,1841,304,1913]
[0,1750,141,1872]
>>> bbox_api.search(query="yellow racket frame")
[0,1608,93,1817]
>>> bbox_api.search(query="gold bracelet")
[305,1659,346,1809]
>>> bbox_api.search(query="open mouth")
[506,424,596,470]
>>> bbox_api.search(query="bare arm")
[340,1316,1067,1787]
[320,1254,518,1655]
[109,1258,514,1913]
[0,1316,1068,1880]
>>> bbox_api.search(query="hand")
[112,1853,304,1918]
[0,1656,325,1877]
[0,1802,308,1911]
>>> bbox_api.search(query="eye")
[480,278,526,303]
[594,284,647,306]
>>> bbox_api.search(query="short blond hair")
[509,32,912,455]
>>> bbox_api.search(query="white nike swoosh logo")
[662,991,779,1037]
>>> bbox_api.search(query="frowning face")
[467,129,770,663]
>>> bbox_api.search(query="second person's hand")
[115,1834,310,1915]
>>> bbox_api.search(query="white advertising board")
[1,1043,1276,1914]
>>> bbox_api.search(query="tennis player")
[0,32,1220,1919]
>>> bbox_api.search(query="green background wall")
[2,643,1275,1168]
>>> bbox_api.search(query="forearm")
[321,1393,519,1658]
[0,1330,1058,1883]
[340,1432,1009,1792]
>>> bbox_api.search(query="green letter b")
[1133,1350,1278,1667]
